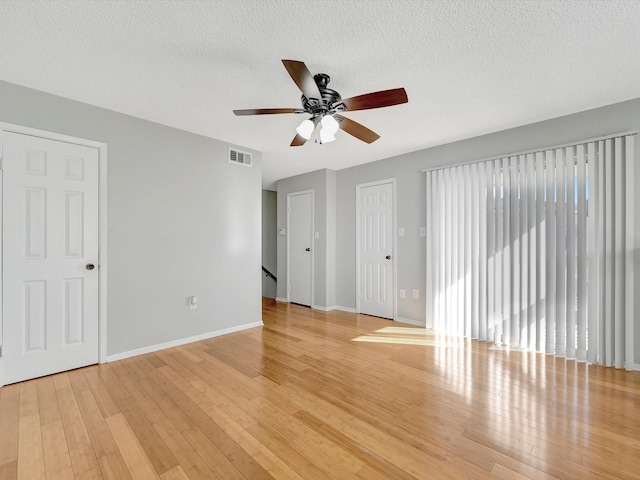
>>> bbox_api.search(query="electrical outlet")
[399,289,406,298]
[412,289,419,299]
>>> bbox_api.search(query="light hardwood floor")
[1,298,640,479]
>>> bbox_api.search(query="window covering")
[426,133,635,368]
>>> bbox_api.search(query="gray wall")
[334,97,640,362]
[0,80,262,357]
[325,169,336,308]
[276,169,336,308]
[262,190,277,298]
[275,97,640,363]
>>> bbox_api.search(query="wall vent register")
[229,148,252,167]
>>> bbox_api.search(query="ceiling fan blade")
[339,88,408,111]
[334,114,380,144]
[290,133,307,147]
[233,108,304,116]
[282,59,324,105]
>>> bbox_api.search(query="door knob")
[86,263,95,270]
[305,248,311,252]
[385,255,391,260]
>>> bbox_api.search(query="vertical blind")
[426,133,635,368]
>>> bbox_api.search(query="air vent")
[229,148,252,167]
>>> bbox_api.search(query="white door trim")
[0,122,108,387]
[355,178,397,320]
[286,189,314,307]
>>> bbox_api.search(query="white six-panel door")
[2,131,99,385]
[358,181,394,319]
[288,191,313,307]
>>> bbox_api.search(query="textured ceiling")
[2,1,640,188]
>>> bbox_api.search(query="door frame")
[355,178,397,320]
[286,189,314,307]
[0,122,108,387]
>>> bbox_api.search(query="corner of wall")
[326,169,337,308]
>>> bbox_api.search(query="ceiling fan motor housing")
[301,73,346,116]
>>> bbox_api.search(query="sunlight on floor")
[351,326,438,345]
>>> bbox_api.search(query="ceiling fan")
[233,59,408,146]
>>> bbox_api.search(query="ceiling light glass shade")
[321,114,339,135]
[320,128,336,143]
[296,119,315,139]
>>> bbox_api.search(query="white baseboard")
[271,298,335,312]
[106,321,263,363]
[335,305,356,313]
[396,316,426,327]
[312,304,336,312]
[271,300,355,315]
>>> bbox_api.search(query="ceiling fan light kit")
[319,114,339,143]
[233,59,408,146]
[296,118,315,140]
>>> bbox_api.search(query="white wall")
[0,80,262,357]
[262,190,277,298]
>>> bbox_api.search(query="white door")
[358,182,394,319]
[288,191,313,306]
[2,131,99,384]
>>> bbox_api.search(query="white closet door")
[288,192,313,306]
[3,131,99,384]
[358,182,394,319]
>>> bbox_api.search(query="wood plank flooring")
[1,297,640,479]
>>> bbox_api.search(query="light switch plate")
[188,296,198,310]
[420,227,426,237]
[399,289,406,298]
[399,227,405,237]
